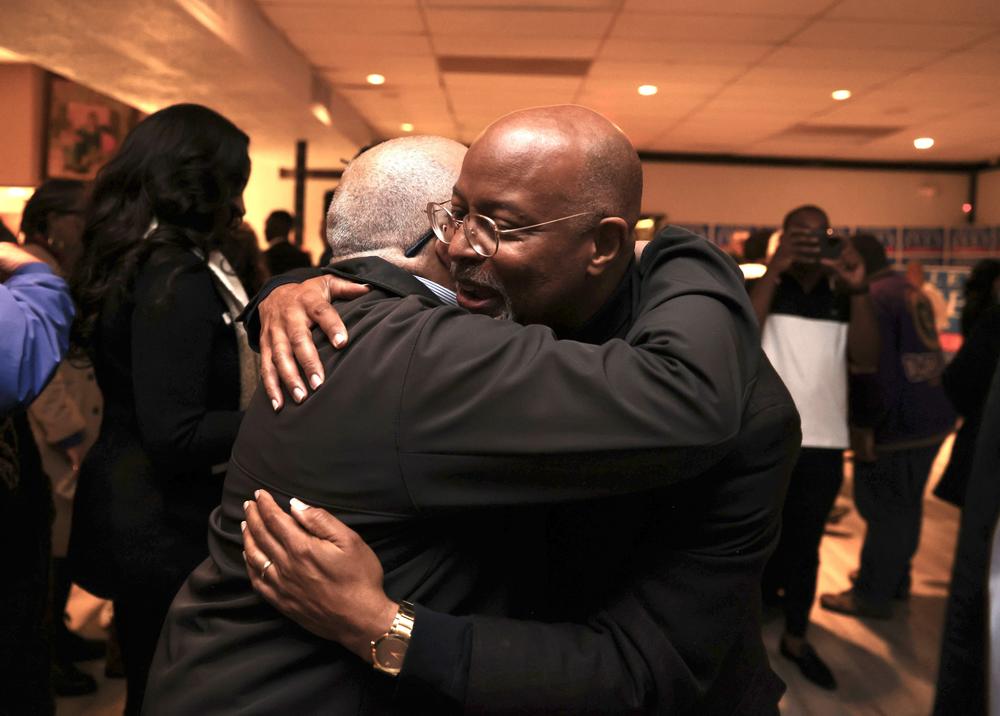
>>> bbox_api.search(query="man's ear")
[587,217,632,277]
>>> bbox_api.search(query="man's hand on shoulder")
[259,276,368,411]
[241,490,397,663]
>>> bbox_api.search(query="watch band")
[390,601,416,639]
[371,601,416,676]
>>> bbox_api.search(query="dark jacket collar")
[327,256,440,304]
[562,261,637,345]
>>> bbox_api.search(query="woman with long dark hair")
[68,103,256,713]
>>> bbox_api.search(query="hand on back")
[259,275,368,410]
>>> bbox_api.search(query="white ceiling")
[260,0,1000,162]
[0,0,998,165]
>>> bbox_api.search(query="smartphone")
[818,230,843,260]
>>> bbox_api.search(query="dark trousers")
[762,447,844,637]
[115,585,182,716]
[854,443,941,603]
[0,413,54,716]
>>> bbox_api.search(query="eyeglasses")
[426,202,592,258]
[403,227,435,258]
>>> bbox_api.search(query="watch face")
[374,634,408,674]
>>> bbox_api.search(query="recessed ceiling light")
[311,103,332,127]
[366,73,386,86]
[831,89,851,101]
[635,218,655,230]
[400,123,414,132]
[913,137,935,150]
[637,84,658,96]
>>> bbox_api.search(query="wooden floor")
[58,440,961,716]
[770,438,959,716]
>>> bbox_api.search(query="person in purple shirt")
[821,233,955,618]
[0,240,74,715]
[0,241,74,412]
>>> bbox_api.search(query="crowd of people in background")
[0,100,999,714]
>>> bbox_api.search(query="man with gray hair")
[146,109,796,715]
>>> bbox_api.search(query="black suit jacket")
[145,229,799,714]
[70,247,242,599]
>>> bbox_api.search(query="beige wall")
[0,63,45,187]
[243,149,337,263]
[978,169,1000,225]
[641,161,972,228]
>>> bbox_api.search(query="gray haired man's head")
[326,136,466,261]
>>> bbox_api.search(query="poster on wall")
[45,75,137,180]
[857,227,899,264]
[947,226,996,265]
[901,227,945,262]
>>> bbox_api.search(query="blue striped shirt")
[414,276,457,307]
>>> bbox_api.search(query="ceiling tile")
[925,47,1000,76]
[789,19,994,51]
[611,13,804,43]
[261,5,423,34]
[292,33,432,61]
[599,38,773,65]
[828,0,1000,25]
[623,0,833,16]
[760,45,939,71]
[425,8,614,37]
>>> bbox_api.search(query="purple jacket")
[858,270,955,448]
[0,263,74,412]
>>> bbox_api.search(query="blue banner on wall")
[856,227,899,261]
[947,226,996,264]
[902,227,945,260]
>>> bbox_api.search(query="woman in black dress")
[68,103,256,714]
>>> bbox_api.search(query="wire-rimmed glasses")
[426,202,592,258]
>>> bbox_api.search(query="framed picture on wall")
[44,75,137,180]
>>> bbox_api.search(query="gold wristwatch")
[371,601,415,676]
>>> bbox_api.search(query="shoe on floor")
[779,638,837,690]
[820,588,892,619]
[848,569,910,601]
[53,660,97,697]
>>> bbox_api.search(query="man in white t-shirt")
[749,205,879,690]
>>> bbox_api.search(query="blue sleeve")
[0,263,74,412]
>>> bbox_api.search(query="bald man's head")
[445,105,643,333]
[473,106,643,229]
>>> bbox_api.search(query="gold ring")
[260,559,273,578]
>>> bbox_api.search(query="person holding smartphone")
[748,205,879,690]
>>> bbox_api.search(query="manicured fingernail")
[271,398,280,412]
[289,497,310,512]
[242,551,247,562]
[243,500,250,511]
[309,373,322,390]
[254,490,261,499]
[333,333,346,348]
[240,520,246,532]
[293,387,306,402]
